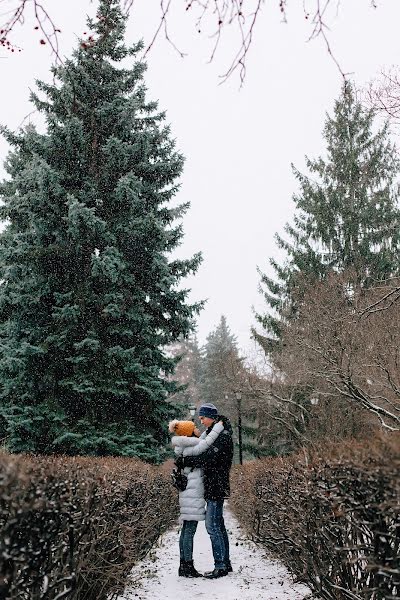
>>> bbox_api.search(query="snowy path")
[117,506,311,600]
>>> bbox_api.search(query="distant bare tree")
[279,272,400,431]
[242,361,372,454]
[366,68,400,124]
[167,335,203,409]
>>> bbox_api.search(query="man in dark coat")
[176,402,234,579]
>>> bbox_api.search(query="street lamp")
[235,392,243,465]
[188,403,196,420]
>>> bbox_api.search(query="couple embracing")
[169,402,234,579]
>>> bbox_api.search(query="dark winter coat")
[182,416,234,500]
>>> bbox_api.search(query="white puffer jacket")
[171,421,224,522]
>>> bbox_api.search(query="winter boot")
[186,560,202,577]
[179,560,201,578]
[178,560,189,577]
[225,560,233,573]
[203,567,228,579]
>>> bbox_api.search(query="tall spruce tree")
[0,0,201,460]
[255,82,400,354]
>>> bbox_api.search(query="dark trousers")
[205,499,230,569]
[179,520,198,561]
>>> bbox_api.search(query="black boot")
[178,560,189,577]
[186,560,202,577]
[179,560,201,578]
[203,567,228,579]
[225,560,233,573]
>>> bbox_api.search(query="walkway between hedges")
[117,506,312,600]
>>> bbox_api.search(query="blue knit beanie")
[198,403,219,418]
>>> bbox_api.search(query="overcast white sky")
[1,1,400,353]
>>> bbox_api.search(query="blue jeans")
[179,520,198,561]
[205,500,230,570]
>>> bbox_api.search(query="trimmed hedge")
[0,454,178,599]
[230,436,399,600]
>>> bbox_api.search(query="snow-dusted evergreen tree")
[200,317,263,461]
[0,0,201,460]
[200,316,242,413]
[255,82,400,354]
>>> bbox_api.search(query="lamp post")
[188,403,196,420]
[235,391,243,465]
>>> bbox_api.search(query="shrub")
[0,454,178,599]
[230,435,400,600]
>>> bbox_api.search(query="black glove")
[175,456,185,470]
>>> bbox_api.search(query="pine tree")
[0,0,201,460]
[200,316,245,461]
[199,317,269,460]
[255,82,400,353]
[200,315,241,412]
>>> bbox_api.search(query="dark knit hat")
[198,403,219,418]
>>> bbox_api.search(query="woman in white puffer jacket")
[169,419,224,578]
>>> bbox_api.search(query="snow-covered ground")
[118,506,312,600]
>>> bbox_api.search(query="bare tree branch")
[0,0,62,61]
[366,67,400,125]
[144,0,186,59]
[1,1,373,83]
[278,273,400,431]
